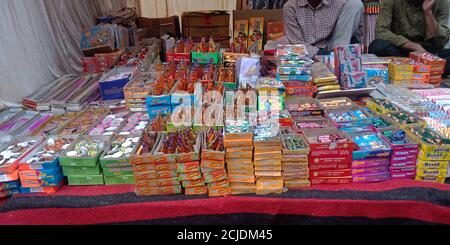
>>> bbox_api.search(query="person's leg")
[328,0,364,49]
[368,39,409,57]
[436,49,450,76]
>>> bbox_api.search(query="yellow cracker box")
[201,159,225,169]
[228,174,256,183]
[415,175,446,184]
[208,186,232,197]
[182,178,206,188]
[416,168,447,177]
[416,159,449,170]
[185,185,208,195]
[179,171,202,181]
[134,171,158,181]
[228,169,255,176]
[207,179,230,189]
[176,162,200,173]
[227,163,255,170]
[255,170,282,177]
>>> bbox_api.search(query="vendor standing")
[283,0,364,57]
[369,0,450,76]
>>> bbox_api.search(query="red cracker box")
[308,155,352,165]
[185,185,208,195]
[285,86,317,96]
[0,170,19,182]
[203,170,227,183]
[352,158,390,169]
[309,162,352,171]
[178,171,202,181]
[208,186,231,197]
[310,169,352,178]
[352,165,390,176]
[413,64,432,74]
[208,179,230,189]
[182,178,206,188]
[304,129,354,151]
[176,162,200,173]
[309,148,352,158]
[201,159,225,169]
[412,73,430,82]
[134,171,158,180]
[311,177,352,185]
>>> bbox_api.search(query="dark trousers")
[369,39,450,76]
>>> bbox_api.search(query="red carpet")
[0,180,449,225]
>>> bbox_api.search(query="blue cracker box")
[81,25,116,56]
[0,180,20,191]
[19,181,64,194]
[20,172,64,187]
[146,95,172,107]
[348,131,392,160]
[147,105,172,117]
[99,67,137,100]
[326,107,373,129]
[171,93,195,106]
[276,74,312,82]
[364,65,388,87]
[19,166,62,180]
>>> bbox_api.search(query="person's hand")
[423,0,436,13]
[402,41,427,52]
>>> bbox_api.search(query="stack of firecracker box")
[388,57,432,87]
[280,128,311,188]
[406,126,450,184]
[276,45,316,98]
[201,128,231,197]
[224,121,256,195]
[254,124,284,195]
[410,52,447,87]
[18,136,75,193]
[131,131,182,196]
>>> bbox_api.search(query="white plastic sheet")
[0,0,125,107]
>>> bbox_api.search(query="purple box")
[352,172,390,183]
[352,158,390,169]
[352,165,390,176]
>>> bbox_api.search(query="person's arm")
[376,0,425,52]
[283,3,319,56]
[424,0,450,50]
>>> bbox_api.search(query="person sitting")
[369,0,450,76]
[283,0,364,57]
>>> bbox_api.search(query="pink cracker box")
[391,155,417,165]
[391,160,417,168]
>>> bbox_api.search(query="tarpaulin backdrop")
[140,0,236,18]
[0,0,126,109]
